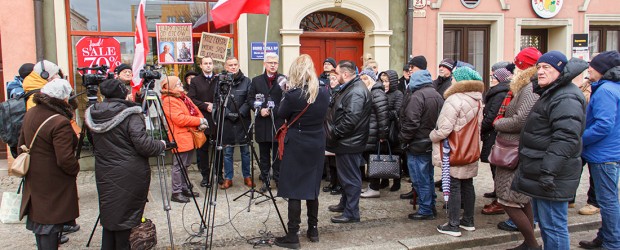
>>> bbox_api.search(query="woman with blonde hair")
[275,54,330,249]
[160,76,208,203]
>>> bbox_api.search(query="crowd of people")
[8,46,620,250]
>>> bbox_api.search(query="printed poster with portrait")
[155,23,194,65]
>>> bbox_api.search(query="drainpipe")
[34,0,44,61]
[406,0,413,60]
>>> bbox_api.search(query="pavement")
[0,157,604,249]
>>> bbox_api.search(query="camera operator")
[214,56,252,189]
[84,79,167,249]
[187,57,219,187]
[248,53,285,190]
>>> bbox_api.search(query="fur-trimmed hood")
[510,66,537,94]
[85,99,142,133]
[32,93,73,119]
[443,80,484,100]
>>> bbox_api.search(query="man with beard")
[188,57,219,187]
[248,53,285,191]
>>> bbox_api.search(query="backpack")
[6,77,24,99]
[0,90,40,147]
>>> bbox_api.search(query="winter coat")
[85,99,165,231]
[161,91,204,153]
[365,82,389,151]
[326,76,372,154]
[399,84,444,154]
[22,72,47,110]
[432,75,453,98]
[19,93,79,224]
[319,72,330,87]
[381,70,404,148]
[493,66,539,204]
[248,72,285,142]
[512,58,588,201]
[398,76,408,94]
[277,87,330,200]
[429,80,484,179]
[214,71,252,145]
[187,73,217,135]
[582,66,620,164]
[480,81,510,162]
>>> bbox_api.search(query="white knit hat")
[41,79,73,100]
[33,60,61,80]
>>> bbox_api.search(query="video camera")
[76,65,114,105]
[139,64,162,90]
[218,71,235,93]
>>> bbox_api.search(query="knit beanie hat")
[18,63,35,79]
[505,63,516,74]
[452,67,482,82]
[33,60,61,80]
[439,58,456,72]
[493,68,513,83]
[324,57,337,68]
[514,47,542,70]
[360,68,377,81]
[537,50,568,73]
[491,61,510,72]
[408,56,427,70]
[100,79,128,99]
[41,79,73,100]
[114,63,132,75]
[402,64,410,71]
[408,70,432,91]
[589,50,620,75]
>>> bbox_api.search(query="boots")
[274,231,300,249]
[307,225,319,242]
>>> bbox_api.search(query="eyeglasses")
[265,62,278,65]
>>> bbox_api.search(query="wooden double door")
[300,37,364,76]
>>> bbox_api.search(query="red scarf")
[493,90,513,126]
[179,93,199,117]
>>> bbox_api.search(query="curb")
[399,220,600,250]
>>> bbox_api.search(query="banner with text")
[197,32,230,62]
[250,42,279,60]
[155,23,194,65]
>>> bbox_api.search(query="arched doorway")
[299,11,364,75]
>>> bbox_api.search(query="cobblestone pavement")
[0,161,601,249]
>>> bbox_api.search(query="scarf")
[441,139,451,202]
[493,90,513,126]
[267,74,276,89]
[180,93,199,117]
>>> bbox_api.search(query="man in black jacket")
[319,57,337,87]
[512,51,587,250]
[248,53,285,190]
[398,64,411,94]
[432,58,455,98]
[399,70,444,220]
[188,56,219,187]
[325,60,371,223]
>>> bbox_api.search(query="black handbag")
[368,141,401,179]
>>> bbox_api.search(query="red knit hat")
[514,47,542,70]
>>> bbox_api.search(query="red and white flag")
[131,0,148,92]
[211,0,270,28]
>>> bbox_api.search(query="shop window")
[590,26,620,57]
[444,25,490,87]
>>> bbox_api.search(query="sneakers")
[437,222,461,237]
[360,188,380,198]
[578,204,600,215]
[459,219,475,231]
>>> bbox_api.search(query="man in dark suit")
[187,56,218,187]
[248,52,285,191]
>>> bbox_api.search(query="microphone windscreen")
[277,75,288,88]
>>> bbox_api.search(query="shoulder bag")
[488,136,519,169]
[9,114,60,177]
[446,102,481,166]
[189,128,207,149]
[368,141,401,179]
[276,103,310,160]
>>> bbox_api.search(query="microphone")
[254,93,265,110]
[267,97,275,109]
[277,75,288,89]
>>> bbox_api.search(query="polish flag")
[211,0,270,29]
[131,0,149,92]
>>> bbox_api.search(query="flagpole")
[262,15,270,72]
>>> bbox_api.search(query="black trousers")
[448,177,475,227]
[34,232,59,250]
[336,153,364,219]
[327,156,339,186]
[195,135,211,181]
[258,141,280,184]
[287,199,319,233]
[101,228,131,250]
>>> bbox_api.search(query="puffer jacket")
[326,76,371,154]
[432,75,453,98]
[214,70,252,145]
[85,99,165,230]
[429,80,484,179]
[582,66,620,164]
[480,81,510,162]
[161,90,204,153]
[365,81,389,151]
[379,70,404,121]
[22,72,47,110]
[512,58,587,201]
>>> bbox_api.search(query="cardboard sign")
[197,32,230,62]
[155,23,194,65]
[75,37,121,74]
[250,42,279,60]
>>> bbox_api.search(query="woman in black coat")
[85,79,166,250]
[275,55,330,249]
